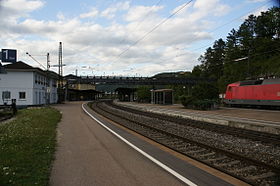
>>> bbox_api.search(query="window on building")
[2,91,11,99]
[52,80,57,87]
[35,74,38,84]
[19,92,26,99]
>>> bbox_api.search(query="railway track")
[89,100,280,186]
[109,102,280,145]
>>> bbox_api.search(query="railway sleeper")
[175,143,191,149]
[181,146,201,152]
[204,156,229,163]
[197,152,216,158]
[167,140,185,146]
[185,149,206,155]
[247,171,276,182]
[214,160,240,167]
[247,171,279,185]
[232,165,257,173]
[152,136,170,141]
[162,140,180,146]
[151,134,165,139]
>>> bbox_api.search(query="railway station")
[1,1,280,186]
[1,58,280,186]
[1,56,280,186]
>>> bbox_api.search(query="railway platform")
[51,101,246,186]
[114,101,280,135]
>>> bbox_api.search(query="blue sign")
[1,49,17,63]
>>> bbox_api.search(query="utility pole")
[46,53,50,104]
[58,42,64,103]
[58,42,63,79]
[49,42,66,103]
[47,53,50,70]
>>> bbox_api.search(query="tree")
[191,65,203,77]
[198,39,226,80]
[255,7,280,39]
[192,7,280,93]
[192,82,219,100]
[136,86,151,103]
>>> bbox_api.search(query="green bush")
[191,82,219,100]
[193,99,218,110]
[180,82,219,110]
[137,86,151,103]
[180,95,195,108]
[181,96,217,110]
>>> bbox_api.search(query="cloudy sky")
[0,0,276,76]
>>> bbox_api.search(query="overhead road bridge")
[65,75,214,86]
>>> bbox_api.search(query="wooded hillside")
[192,7,280,92]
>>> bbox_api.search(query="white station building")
[0,61,58,106]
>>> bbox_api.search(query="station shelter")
[151,89,174,105]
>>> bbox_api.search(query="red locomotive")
[224,78,280,107]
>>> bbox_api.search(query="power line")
[26,52,47,70]
[176,0,272,57]
[114,0,272,68]
[118,0,163,46]
[115,0,194,60]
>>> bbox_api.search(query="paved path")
[50,102,185,186]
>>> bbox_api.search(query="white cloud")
[101,1,130,19]
[250,5,269,16]
[125,5,163,22]
[57,12,65,20]
[246,0,267,2]
[80,7,98,19]
[1,0,44,11]
[242,5,269,20]
[0,0,44,18]
[0,0,234,76]
[213,4,230,16]
[190,0,230,20]
[101,7,116,19]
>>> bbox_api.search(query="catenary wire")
[115,0,194,60]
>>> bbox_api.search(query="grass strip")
[0,107,61,186]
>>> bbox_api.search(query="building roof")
[64,74,79,79]
[4,61,45,74]
[3,61,59,79]
[4,61,36,70]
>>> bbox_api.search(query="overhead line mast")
[58,42,63,78]
[58,42,64,103]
